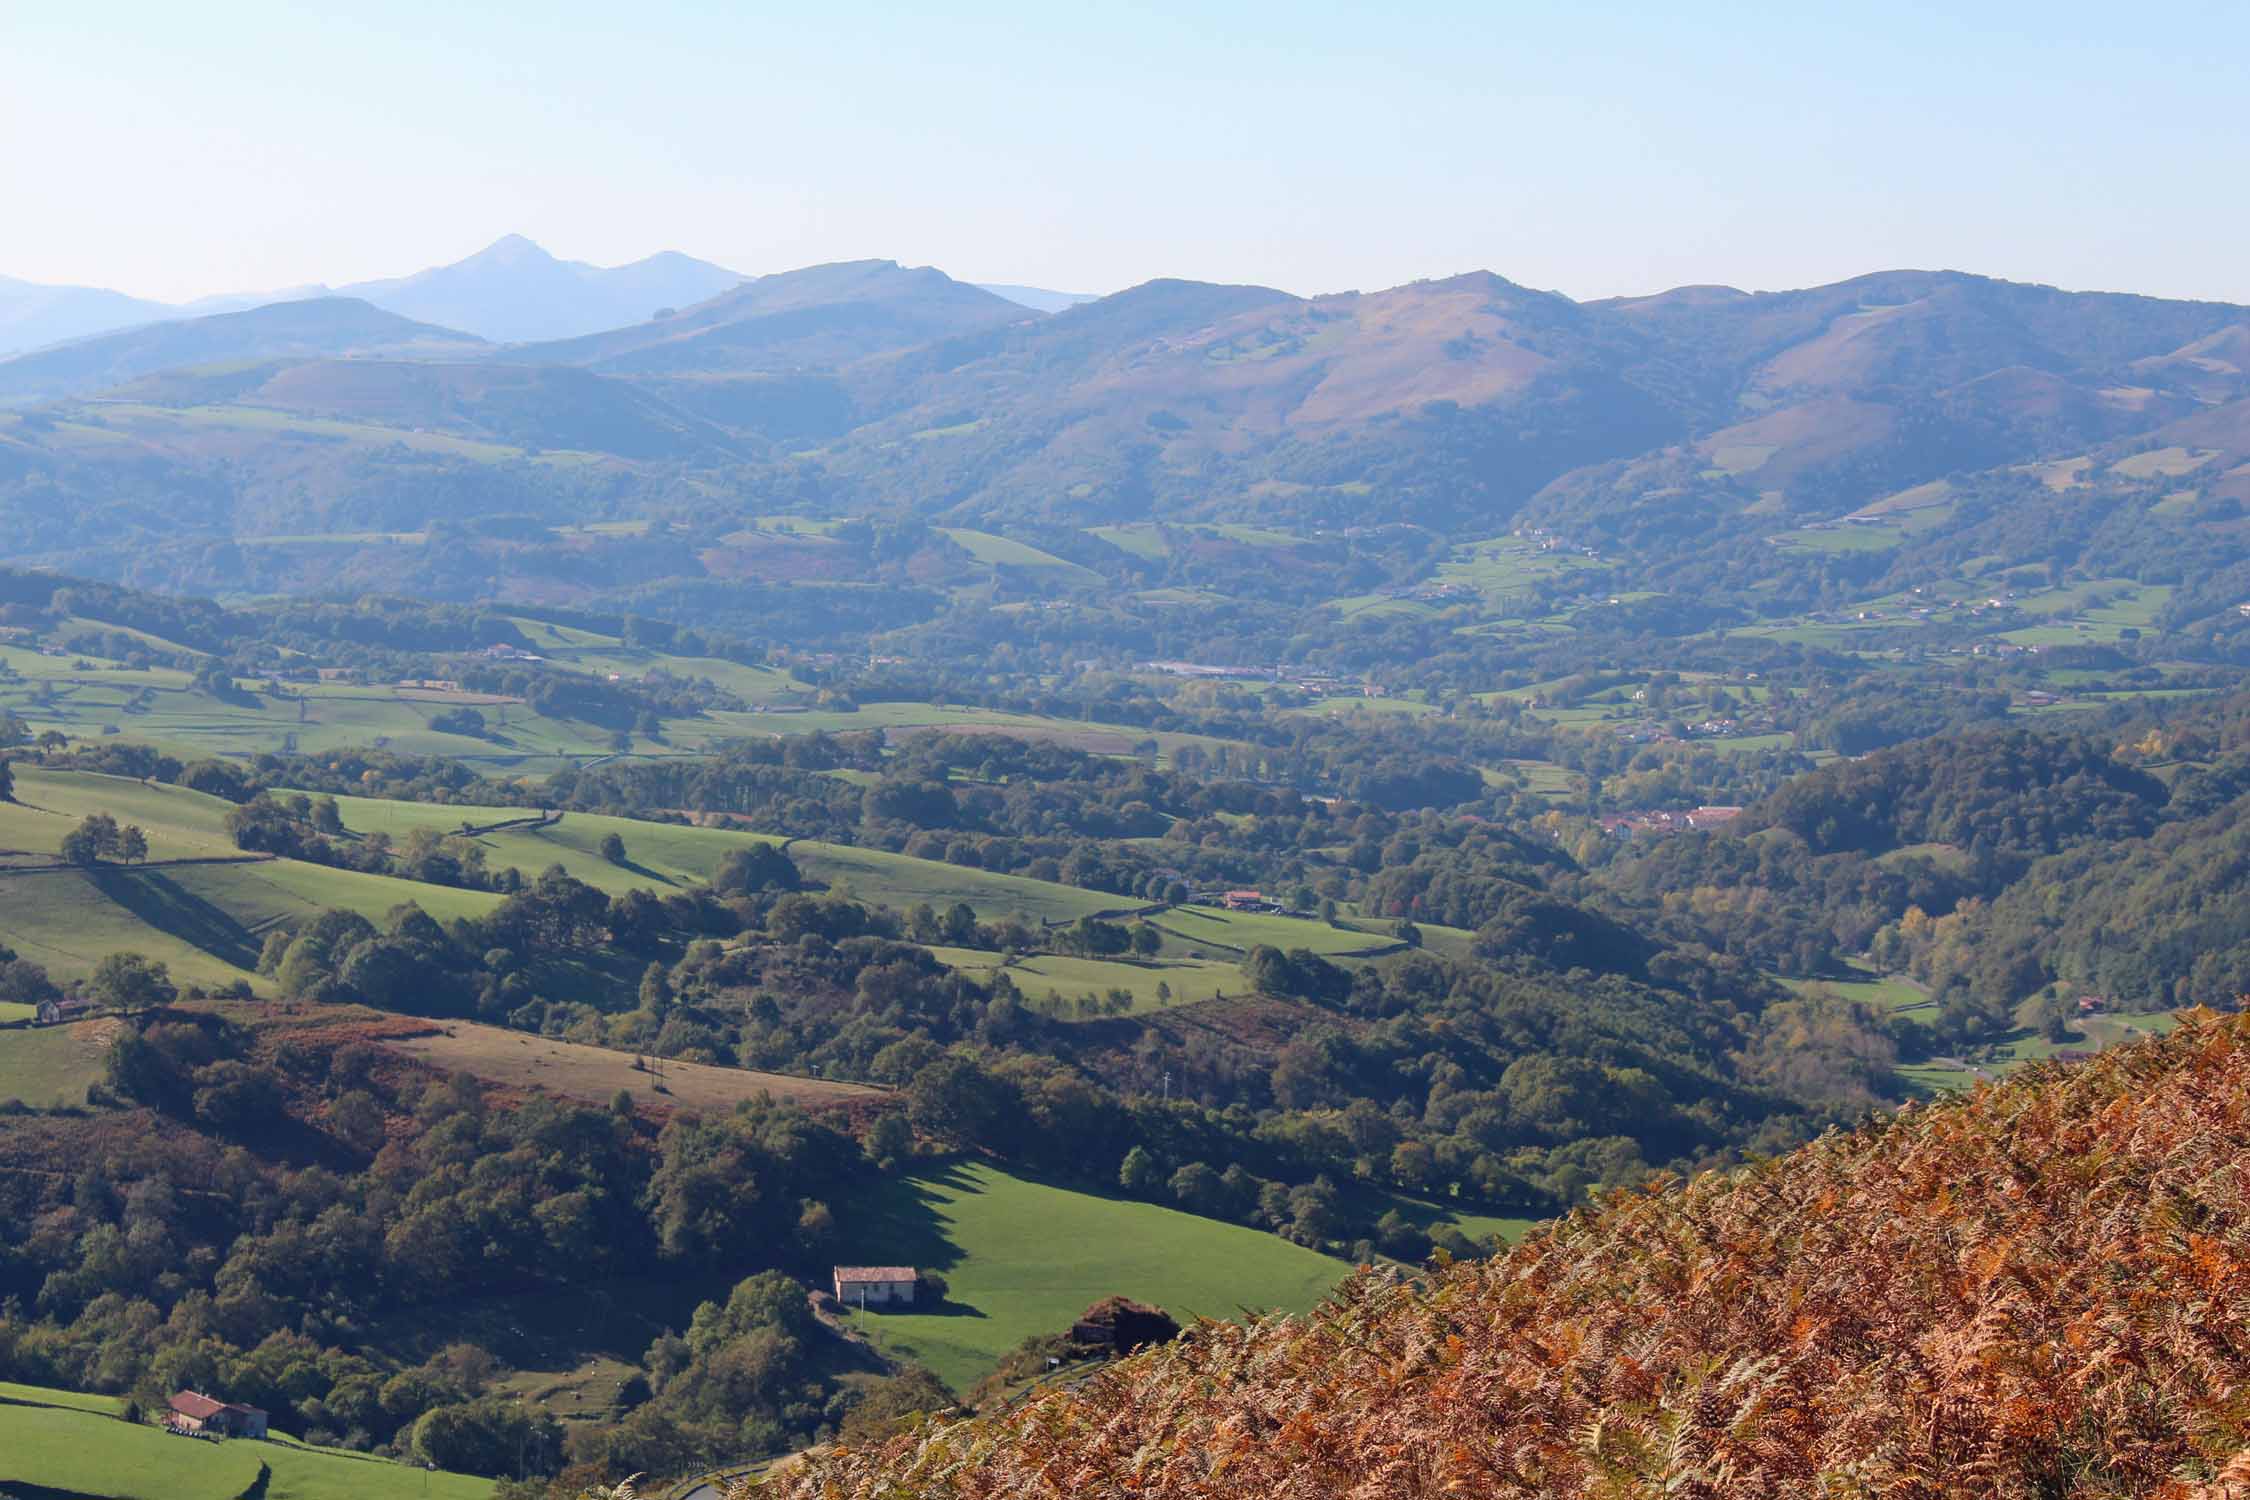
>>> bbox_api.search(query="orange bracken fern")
[773,1010,2250,1499]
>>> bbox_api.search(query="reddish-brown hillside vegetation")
[782,1011,2250,1498]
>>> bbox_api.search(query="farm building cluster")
[1596,806,1744,838]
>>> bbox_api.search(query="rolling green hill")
[833,1159,1352,1393]
[0,1382,492,1499]
[312,791,1118,924]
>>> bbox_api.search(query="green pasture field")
[1149,905,1402,959]
[52,614,215,659]
[1286,695,1435,717]
[1698,731,1795,753]
[498,616,624,648]
[926,947,1240,1016]
[1441,1207,1541,1246]
[0,771,503,986]
[937,529,1102,582]
[0,1384,493,1499]
[172,858,501,932]
[0,666,630,765]
[1434,537,1604,603]
[787,842,1117,925]
[93,400,552,465]
[511,633,809,706]
[1367,920,1479,963]
[1204,523,1303,547]
[0,1021,115,1109]
[689,700,1230,763]
[1327,593,1439,622]
[2110,446,2219,480]
[0,1379,121,1412]
[1771,524,1903,554]
[551,519,657,538]
[0,1001,33,1024]
[239,530,429,547]
[1876,841,1971,872]
[1086,523,1170,559]
[1896,1011,2181,1097]
[0,766,243,863]
[1779,970,1930,1012]
[0,855,497,991]
[836,1159,1351,1393]
[0,643,189,683]
[6,622,1241,768]
[0,868,258,991]
[1998,1010,2181,1067]
[313,793,1117,925]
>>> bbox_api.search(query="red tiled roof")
[170,1391,227,1420]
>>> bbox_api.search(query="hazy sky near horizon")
[6,0,2247,305]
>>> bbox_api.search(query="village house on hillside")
[34,997,96,1027]
[166,1390,268,1438]
[832,1266,917,1306]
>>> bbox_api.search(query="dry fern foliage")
[775,1011,2250,1499]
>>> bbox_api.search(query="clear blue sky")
[6,0,2246,304]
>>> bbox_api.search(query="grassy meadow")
[835,1160,1351,1393]
[0,1019,118,1108]
[0,1383,493,1499]
[1148,904,1403,959]
[926,947,1241,1016]
[377,1019,878,1112]
[313,792,1118,925]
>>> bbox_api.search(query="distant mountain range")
[2,246,2247,618]
[0,298,486,405]
[0,236,1099,354]
[324,235,746,343]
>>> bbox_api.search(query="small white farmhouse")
[833,1265,917,1306]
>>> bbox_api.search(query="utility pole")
[1162,1070,1171,1102]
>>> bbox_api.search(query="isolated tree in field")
[118,824,148,864]
[60,813,121,864]
[712,841,801,895]
[601,831,629,865]
[0,756,13,804]
[91,952,176,1018]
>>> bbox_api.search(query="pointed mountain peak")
[464,234,555,266]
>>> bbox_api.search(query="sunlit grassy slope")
[0,1381,493,1498]
[835,1159,1351,1394]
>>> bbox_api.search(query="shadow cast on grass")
[90,868,260,968]
[841,1158,989,1302]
